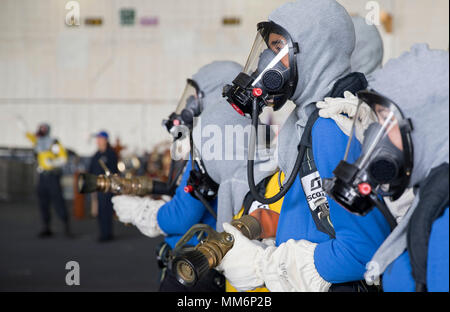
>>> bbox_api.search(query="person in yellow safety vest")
[26,123,72,238]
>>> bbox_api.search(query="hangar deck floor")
[0,199,164,291]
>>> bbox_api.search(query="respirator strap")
[167,159,188,195]
[186,133,218,220]
[297,72,368,238]
[299,148,336,239]
[247,99,305,204]
[298,110,336,239]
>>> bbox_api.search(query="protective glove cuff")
[256,245,276,283]
[261,239,332,292]
[133,197,166,237]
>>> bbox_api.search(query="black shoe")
[38,229,53,238]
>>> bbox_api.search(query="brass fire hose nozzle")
[170,215,262,287]
[77,172,157,196]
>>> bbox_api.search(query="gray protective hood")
[192,61,243,97]
[268,0,356,177]
[189,61,243,120]
[364,44,449,284]
[351,16,384,78]
[369,43,449,188]
[192,99,278,231]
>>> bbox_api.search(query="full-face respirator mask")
[163,79,204,140]
[323,90,414,226]
[222,21,302,205]
[223,21,299,118]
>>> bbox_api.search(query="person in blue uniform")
[89,130,118,242]
[334,44,449,292]
[218,0,390,292]
[111,61,243,291]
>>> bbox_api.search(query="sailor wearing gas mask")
[190,83,280,292]
[111,61,243,291]
[323,44,449,292]
[218,0,391,292]
[317,16,416,224]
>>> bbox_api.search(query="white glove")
[317,91,377,143]
[219,222,332,292]
[317,91,358,137]
[112,195,166,237]
[216,223,267,291]
[261,237,276,248]
[112,195,140,223]
[261,239,332,292]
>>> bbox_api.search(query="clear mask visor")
[344,94,406,174]
[243,25,291,84]
[175,79,203,116]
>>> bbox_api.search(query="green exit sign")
[120,8,135,26]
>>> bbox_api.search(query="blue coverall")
[157,159,217,249]
[276,118,391,284]
[382,207,449,292]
